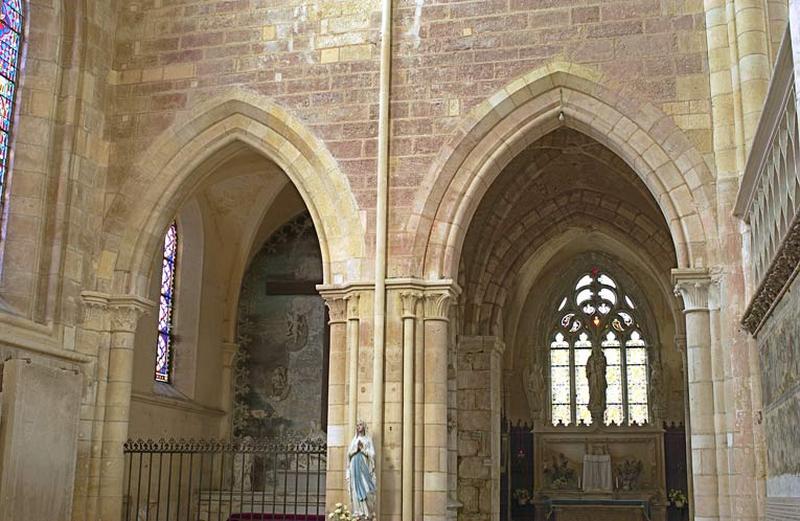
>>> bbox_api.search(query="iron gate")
[123,437,327,521]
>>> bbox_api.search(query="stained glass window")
[549,269,650,426]
[0,0,21,215]
[155,221,178,383]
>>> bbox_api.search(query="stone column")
[673,269,718,521]
[486,338,505,521]
[423,289,452,521]
[400,291,421,521]
[322,293,348,511]
[98,296,152,521]
[219,341,238,438]
[346,293,361,437]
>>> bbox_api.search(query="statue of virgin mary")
[346,420,377,520]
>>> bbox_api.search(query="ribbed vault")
[459,128,677,336]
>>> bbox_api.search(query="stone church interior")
[0,1,798,521]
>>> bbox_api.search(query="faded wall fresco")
[758,273,800,490]
[234,212,327,439]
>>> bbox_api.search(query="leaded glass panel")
[548,268,651,426]
[0,0,21,219]
[155,221,178,383]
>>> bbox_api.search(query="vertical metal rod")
[272,451,278,516]
[293,450,300,516]
[166,452,174,520]
[176,453,184,520]
[316,451,322,516]
[229,448,235,518]
[305,451,310,517]
[282,448,288,515]
[218,452,225,521]
[250,449,255,516]
[260,452,267,515]
[155,452,163,521]
[146,452,154,521]
[239,451,245,518]
[197,451,205,521]
[186,452,194,521]
[136,453,144,520]
[125,450,134,521]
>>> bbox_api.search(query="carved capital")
[323,295,347,324]
[423,291,452,321]
[91,294,155,333]
[345,293,361,320]
[671,268,712,313]
[80,291,110,330]
[399,290,422,318]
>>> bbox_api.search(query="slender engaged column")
[346,294,361,437]
[423,290,452,521]
[322,294,348,510]
[98,297,152,521]
[400,291,421,521]
[219,342,239,438]
[673,269,718,521]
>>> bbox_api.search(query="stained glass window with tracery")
[155,221,178,383]
[549,268,650,426]
[0,0,21,214]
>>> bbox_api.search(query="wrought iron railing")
[123,437,326,521]
[736,26,800,334]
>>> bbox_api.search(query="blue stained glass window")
[0,0,21,218]
[155,221,178,383]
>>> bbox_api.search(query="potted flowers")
[329,503,352,521]
[512,488,531,506]
[668,489,688,509]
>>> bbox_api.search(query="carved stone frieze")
[741,215,800,335]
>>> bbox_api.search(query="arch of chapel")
[99,90,366,299]
[410,62,716,280]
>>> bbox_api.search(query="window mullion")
[570,341,576,425]
[621,344,629,425]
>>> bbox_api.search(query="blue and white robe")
[346,434,376,519]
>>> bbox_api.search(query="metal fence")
[123,437,327,521]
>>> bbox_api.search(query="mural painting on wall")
[234,212,326,441]
[759,277,800,477]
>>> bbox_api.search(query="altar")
[530,423,668,521]
[538,498,651,521]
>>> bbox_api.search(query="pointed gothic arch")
[99,90,366,299]
[408,62,715,280]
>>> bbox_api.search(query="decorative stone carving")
[399,290,422,318]
[346,293,360,320]
[423,291,451,321]
[672,269,712,313]
[108,296,154,332]
[324,295,348,324]
[741,217,800,334]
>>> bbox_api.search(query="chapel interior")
[0,1,798,521]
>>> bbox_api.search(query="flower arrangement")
[668,489,687,508]
[615,458,643,490]
[512,488,531,505]
[328,503,352,521]
[544,453,575,489]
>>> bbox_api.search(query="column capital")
[671,268,712,313]
[421,280,460,321]
[399,290,422,318]
[345,293,361,320]
[323,295,348,324]
[82,292,154,333]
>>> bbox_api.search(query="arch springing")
[0,0,22,215]
[155,221,178,383]
[549,267,649,426]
